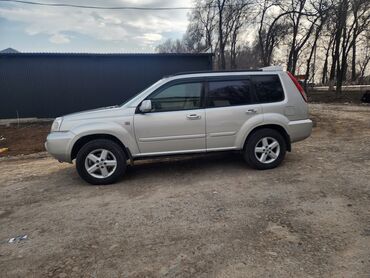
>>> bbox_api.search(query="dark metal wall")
[0,53,212,119]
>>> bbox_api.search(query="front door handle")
[186,114,201,120]
[246,109,258,114]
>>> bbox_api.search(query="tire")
[76,139,127,185]
[244,128,286,170]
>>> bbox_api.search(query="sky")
[0,0,193,53]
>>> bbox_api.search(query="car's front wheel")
[76,139,127,185]
[244,128,286,170]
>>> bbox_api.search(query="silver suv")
[45,66,312,185]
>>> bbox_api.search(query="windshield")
[121,78,167,107]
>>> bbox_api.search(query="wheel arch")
[243,124,291,152]
[71,134,132,161]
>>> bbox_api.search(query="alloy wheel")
[84,149,117,179]
[254,137,280,164]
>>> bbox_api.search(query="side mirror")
[139,100,152,113]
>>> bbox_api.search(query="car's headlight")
[51,117,63,132]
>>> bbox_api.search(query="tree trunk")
[217,0,226,69]
[230,23,239,69]
[329,0,347,92]
[321,39,332,84]
[336,61,347,94]
[230,40,237,69]
[328,44,337,91]
[351,32,357,81]
[336,0,349,94]
[219,44,226,69]
[291,50,299,75]
[304,39,318,89]
[322,58,328,85]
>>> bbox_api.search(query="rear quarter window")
[252,75,284,103]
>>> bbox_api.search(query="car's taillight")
[287,71,307,102]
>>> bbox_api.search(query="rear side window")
[207,80,253,108]
[252,75,284,103]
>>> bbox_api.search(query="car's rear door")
[133,79,206,155]
[205,76,262,150]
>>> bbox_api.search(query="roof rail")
[261,65,284,71]
[169,69,262,77]
[167,67,284,78]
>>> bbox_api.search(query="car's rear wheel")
[76,139,127,185]
[244,128,286,170]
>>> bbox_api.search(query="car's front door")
[134,80,206,155]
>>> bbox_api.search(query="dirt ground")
[0,103,370,278]
[0,122,51,157]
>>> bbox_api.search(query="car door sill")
[133,147,240,159]
[134,149,207,158]
[206,147,239,152]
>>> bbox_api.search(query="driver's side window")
[149,82,202,112]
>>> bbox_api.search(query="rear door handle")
[246,109,258,114]
[186,114,201,120]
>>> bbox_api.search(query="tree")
[215,0,227,68]
[236,42,264,68]
[155,0,370,85]
[257,0,289,66]
[336,0,369,92]
[357,30,370,83]
[228,0,252,68]
[321,34,334,84]
[280,0,328,75]
[156,38,188,53]
[351,0,370,81]
[156,16,211,53]
[327,0,370,92]
[303,0,331,87]
[184,0,252,69]
[192,0,217,52]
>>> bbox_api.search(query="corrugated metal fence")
[0,53,212,119]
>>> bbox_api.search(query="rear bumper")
[287,119,312,143]
[45,131,75,163]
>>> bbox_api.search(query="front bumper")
[288,119,312,143]
[45,131,75,163]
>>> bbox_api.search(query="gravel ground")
[0,103,370,278]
